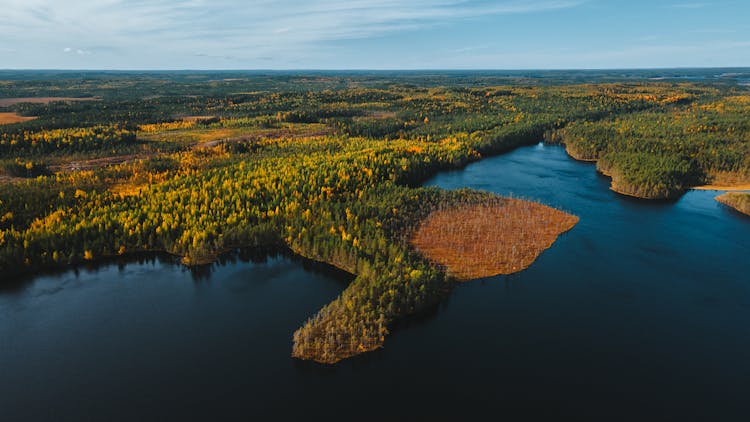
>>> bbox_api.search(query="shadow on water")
[0,252,180,294]
[1,246,354,294]
[215,247,355,285]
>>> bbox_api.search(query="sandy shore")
[692,184,750,191]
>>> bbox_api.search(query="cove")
[2,143,750,420]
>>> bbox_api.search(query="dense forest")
[553,92,750,198]
[1,72,748,362]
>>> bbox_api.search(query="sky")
[1,0,750,69]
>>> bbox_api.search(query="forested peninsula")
[552,91,750,199]
[717,192,750,217]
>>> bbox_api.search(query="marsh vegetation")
[411,198,578,280]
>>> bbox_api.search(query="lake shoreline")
[716,192,750,217]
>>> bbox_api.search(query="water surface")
[2,143,750,421]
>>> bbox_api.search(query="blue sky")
[1,0,749,69]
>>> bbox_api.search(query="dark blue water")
[2,143,750,421]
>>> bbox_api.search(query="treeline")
[0,125,136,155]
[554,95,750,198]
[1,159,49,178]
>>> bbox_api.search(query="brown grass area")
[0,97,100,107]
[0,112,36,125]
[411,199,579,280]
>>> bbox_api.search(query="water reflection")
[3,246,354,293]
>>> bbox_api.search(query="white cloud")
[62,47,91,55]
[1,0,585,67]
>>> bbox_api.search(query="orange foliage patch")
[0,112,36,125]
[411,199,579,280]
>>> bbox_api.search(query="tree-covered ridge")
[555,94,750,198]
[1,77,746,362]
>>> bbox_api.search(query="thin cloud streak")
[2,0,749,69]
[1,0,585,66]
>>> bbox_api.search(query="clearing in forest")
[0,112,36,125]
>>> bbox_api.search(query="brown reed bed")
[411,198,579,280]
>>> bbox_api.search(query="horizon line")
[2,66,750,73]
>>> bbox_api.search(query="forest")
[553,91,750,198]
[1,72,748,363]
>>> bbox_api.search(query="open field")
[0,112,36,125]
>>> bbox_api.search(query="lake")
[2,143,750,421]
